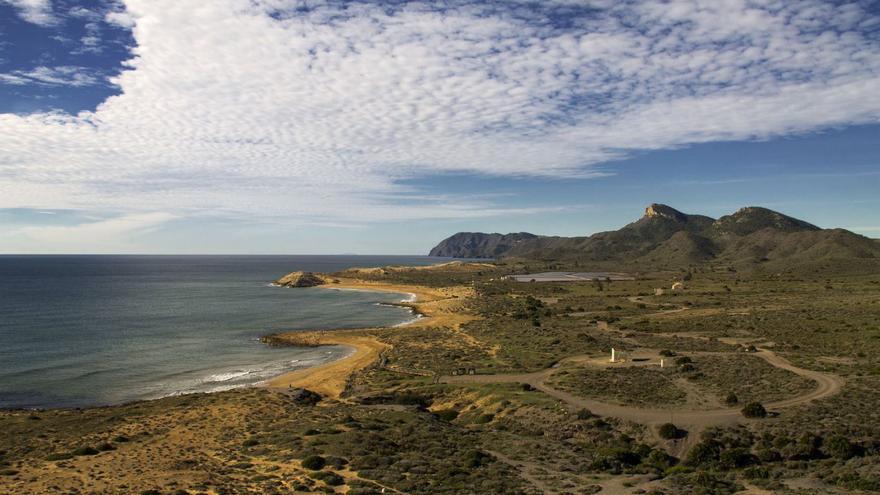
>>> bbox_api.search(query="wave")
[393,314,425,327]
[202,370,255,383]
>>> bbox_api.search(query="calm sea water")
[0,255,445,409]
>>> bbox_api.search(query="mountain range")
[429,204,880,271]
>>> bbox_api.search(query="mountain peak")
[714,206,820,236]
[644,203,687,222]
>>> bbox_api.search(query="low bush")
[658,423,684,440]
[71,446,99,456]
[301,455,327,470]
[719,447,757,469]
[325,456,349,469]
[741,402,767,418]
[312,470,345,486]
[433,409,459,422]
[576,408,594,420]
[473,413,494,424]
[825,435,859,459]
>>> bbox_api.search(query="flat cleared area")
[507,271,635,282]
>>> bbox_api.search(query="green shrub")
[312,470,345,486]
[46,452,73,461]
[743,466,771,479]
[320,457,345,470]
[645,449,676,470]
[825,435,858,459]
[741,402,767,418]
[0,469,18,476]
[684,440,722,467]
[433,409,459,422]
[71,446,99,456]
[97,443,116,451]
[679,363,696,372]
[462,449,493,468]
[658,423,681,440]
[473,413,494,424]
[242,438,260,447]
[724,393,738,406]
[576,408,594,420]
[301,455,327,470]
[718,448,757,469]
[756,449,781,463]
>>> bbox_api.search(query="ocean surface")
[0,255,446,409]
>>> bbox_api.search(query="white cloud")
[5,212,176,252]
[1,0,879,226]
[104,10,134,28]
[2,0,56,26]
[0,66,104,86]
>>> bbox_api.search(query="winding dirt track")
[440,348,843,430]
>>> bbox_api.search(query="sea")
[0,255,446,409]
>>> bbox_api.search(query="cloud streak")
[2,0,56,26]
[1,0,879,224]
[5,212,176,252]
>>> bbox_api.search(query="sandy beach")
[263,277,474,398]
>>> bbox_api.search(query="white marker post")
[610,348,616,363]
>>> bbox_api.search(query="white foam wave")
[393,314,425,327]
[203,370,254,382]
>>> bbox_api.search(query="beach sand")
[264,278,474,398]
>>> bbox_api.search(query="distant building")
[671,282,685,290]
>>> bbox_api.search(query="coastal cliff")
[428,232,539,258]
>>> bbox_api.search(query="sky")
[0,0,879,255]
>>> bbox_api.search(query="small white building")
[671,282,685,291]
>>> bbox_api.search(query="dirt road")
[440,347,843,432]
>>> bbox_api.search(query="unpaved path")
[440,348,843,431]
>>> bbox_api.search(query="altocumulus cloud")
[1,0,880,225]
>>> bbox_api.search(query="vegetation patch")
[550,366,687,407]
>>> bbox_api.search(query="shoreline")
[2,278,467,410]
[261,278,474,398]
[1,282,434,411]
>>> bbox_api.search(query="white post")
[610,348,616,363]
[660,358,665,368]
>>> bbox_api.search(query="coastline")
[261,278,474,398]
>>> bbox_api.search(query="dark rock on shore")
[273,271,326,288]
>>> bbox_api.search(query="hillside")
[430,204,880,270]
[428,232,539,258]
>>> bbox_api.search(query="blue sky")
[1,0,879,254]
